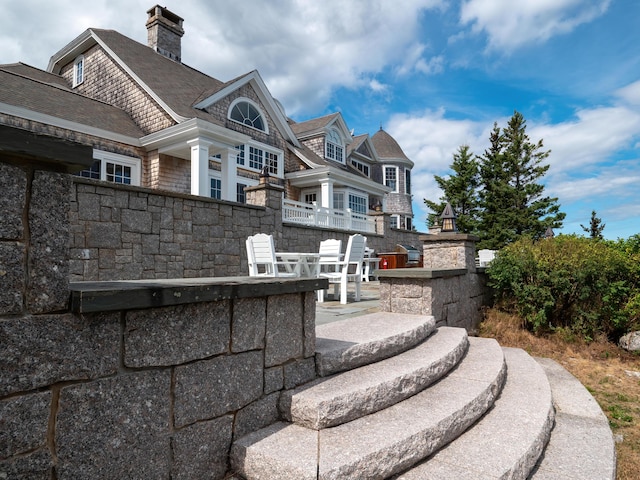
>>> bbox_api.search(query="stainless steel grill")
[395,244,421,266]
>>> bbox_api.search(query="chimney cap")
[146,5,184,27]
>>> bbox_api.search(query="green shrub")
[487,235,638,340]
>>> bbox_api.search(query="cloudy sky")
[3,0,639,239]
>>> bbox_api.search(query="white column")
[187,139,213,197]
[320,177,334,209]
[221,147,238,202]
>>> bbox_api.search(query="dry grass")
[479,308,640,480]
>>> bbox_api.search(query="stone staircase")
[231,313,616,479]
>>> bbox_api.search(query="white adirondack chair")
[318,234,367,305]
[246,233,296,277]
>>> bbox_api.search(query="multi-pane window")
[73,56,84,87]
[229,100,265,131]
[333,192,344,210]
[248,146,279,175]
[304,193,317,205]
[348,193,367,214]
[106,162,132,184]
[405,168,411,194]
[210,177,221,199]
[237,183,247,203]
[351,159,370,177]
[325,129,344,163]
[75,151,140,186]
[390,215,399,229]
[235,144,245,165]
[384,166,398,192]
[406,216,413,231]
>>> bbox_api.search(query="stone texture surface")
[264,366,284,394]
[315,312,435,376]
[302,291,316,357]
[174,350,263,427]
[172,415,234,480]
[233,335,506,480]
[0,391,51,458]
[56,370,171,479]
[398,347,554,479]
[0,242,25,315]
[619,331,640,352]
[231,422,318,480]
[125,300,230,367]
[27,171,71,313]
[234,392,280,440]
[0,162,26,240]
[532,357,616,479]
[0,448,52,480]
[291,327,468,429]
[0,312,120,396]
[283,357,316,390]
[232,297,266,352]
[265,294,303,367]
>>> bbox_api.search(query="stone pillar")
[419,233,479,273]
[245,181,285,211]
[187,138,212,197]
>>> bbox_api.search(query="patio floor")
[315,281,381,325]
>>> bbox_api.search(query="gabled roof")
[371,127,414,167]
[0,67,144,142]
[347,133,380,163]
[47,28,300,146]
[290,112,352,145]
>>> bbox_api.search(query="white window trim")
[236,177,259,203]
[92,150,141,185]
[73,55,84,88]
[390,214,399,229]
[325,128,345,164]
[228,98,269,134]
[334,187,369,214]
[384,165,399,193]
[243,141,284,177]
[208,170,222,199]
[351,158,370,177]
[404,168,411,195]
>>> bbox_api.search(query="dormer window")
[325,129,344,163]
[229,99,266,132]
[73,56,84,87]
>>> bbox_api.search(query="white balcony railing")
[282,198,376,234]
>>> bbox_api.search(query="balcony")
[282,198,376,234]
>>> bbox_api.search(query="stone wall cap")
[419,233,479,242]
[70,277,328,313]
[375,268,468,279]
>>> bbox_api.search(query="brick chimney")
[146,5,184,62]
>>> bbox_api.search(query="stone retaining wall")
[69,177,423,281]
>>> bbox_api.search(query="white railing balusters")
[282,199,376,233]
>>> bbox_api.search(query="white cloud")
[460,0,611,52]
[615,80,640,106]
[531,106,640,173]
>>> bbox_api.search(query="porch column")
[221,147,237,202]
[187,138,213,197]
[320,177,334,209]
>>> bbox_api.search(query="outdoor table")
[276,252,321,277]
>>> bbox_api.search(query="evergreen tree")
[581,210,605,239]
[424,145,480,233]
[476,111,565,249]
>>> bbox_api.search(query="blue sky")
[3,0,639,239]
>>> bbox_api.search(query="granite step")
[394,346,555,479]
[314,312,436,376]
[286,326,469,429]
[530,357,616,479]
[231,335,506,480]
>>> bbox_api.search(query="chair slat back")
[246,233,277,276]
[318,239,342,271]
[343,234,367,270]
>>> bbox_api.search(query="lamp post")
[440,202,457,233]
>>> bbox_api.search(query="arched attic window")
[326,128,344,163]
[229,99,267,132]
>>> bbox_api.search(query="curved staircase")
[230,313,616,479]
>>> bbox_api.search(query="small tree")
[424,145,480,233]
[581,210,605,239]
[476,111,565,249]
